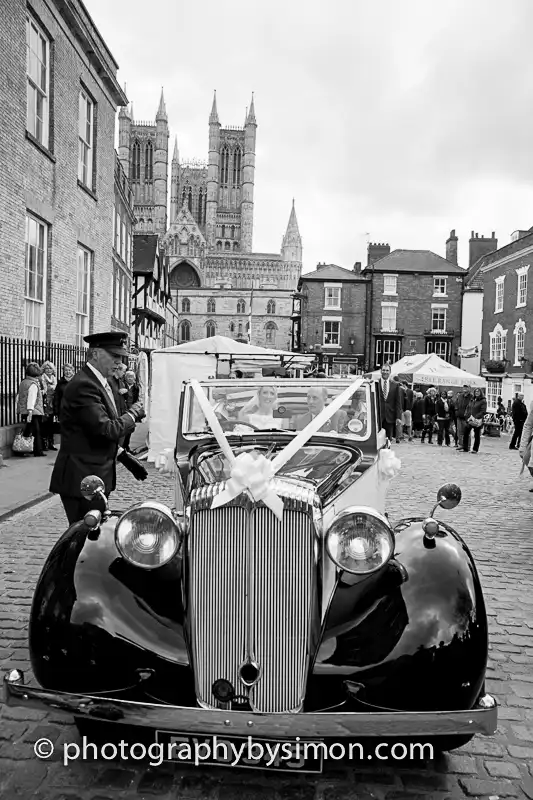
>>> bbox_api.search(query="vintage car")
[4,377,497,771]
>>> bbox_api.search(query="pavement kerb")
[0,447,149,523]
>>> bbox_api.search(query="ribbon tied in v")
[211,451,284,520]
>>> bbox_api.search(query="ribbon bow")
[377,448,401,480]
[211,451,284,520]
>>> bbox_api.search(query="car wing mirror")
[430,483,462,517]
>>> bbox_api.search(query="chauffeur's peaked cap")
[83,331,129,356]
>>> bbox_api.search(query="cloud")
[87,0,533,272]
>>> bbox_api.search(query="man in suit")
[50,332,147,525]
[377,363,403,442]
[294,387,348,433]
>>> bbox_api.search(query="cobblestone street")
[0,435,532,799]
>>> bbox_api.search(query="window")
[24,214,48,340]
[383,275,397,295]
[516,266,529,308]
[431,307,447,332]
[179,320,191,342]
[266,299,276,314]
[145,141,153,181]
[120,215,126,261]
[265,321,276,345]
[78,89,94,188]
[237,298,245,314]
[229,322,235,334]
[324,286,341,308]
[375,339,401,367]
[433,277,447,296]
[207,298,216,313]
[113,266,120,320]
[76,246,91,347]
[26,15,50,148]
[206,321,216,338]
[381,303,397,332]
[514,319,526,366]
[181,297,190,313]
[426,340,450,360]
[486,380,499,412]
[495,276,505,313]
[132,140,140,181]
[489,323,507,361]
[323,321,340,346]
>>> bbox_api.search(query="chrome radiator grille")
[187,483,319,713]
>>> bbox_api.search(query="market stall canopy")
[370,353,487,388]
[147,336,315,461]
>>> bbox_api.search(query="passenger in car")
[238,386,283,429]
[294,387,348,433]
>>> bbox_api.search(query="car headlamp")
[115,502,179,569]
[326,507,394,574]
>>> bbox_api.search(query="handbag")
[468,415,483,428]
[12,431,34,454]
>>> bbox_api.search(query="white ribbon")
[377,448,401,480]
[190,378,367,519]
[155,447,176,475]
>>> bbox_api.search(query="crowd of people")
[15,357,141,458]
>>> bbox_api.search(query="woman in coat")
[16,362,46,457]
[519,401,533,490]
[53,363,76,422]
[40,361,57,450]
[411,392,425,438]
[436,390,451,447]
[461,388,487,454]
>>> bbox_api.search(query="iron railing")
[0,336,88,427]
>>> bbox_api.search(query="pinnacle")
[157,87,167,119]
[246,92,256,125]
[172,135,179,162]
[285,200,300,236]
[209,90,220,125]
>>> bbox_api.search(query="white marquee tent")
[371,353,487,388]
[147,336,315,461]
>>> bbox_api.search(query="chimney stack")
[445,229,458,265]
[353,261,361,272]
[367,242,391,267]
[469,231,498,268]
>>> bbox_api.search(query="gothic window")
[265,322,277,345]
[267,299,276,314]
[220,146,229,185]
[138,218,144,228]
[207,298,216,313]
[233,241,238,251]
[206,321,216,338]
[188,187,193,212]
[229,322,235,334]
[181,297,190,313]
[231,225,235,238]
[181,188,187,208]
[225,241,231,250]
[132,140,141,181]
[237,298,245,313]
[216,241,222,251]
[238,321,243,337]
[179,320,191,342]
[147,218,153,227]
[145,141,153,180]
[232,148,241,186]
[221,225,226,238]
[198,188,203,224]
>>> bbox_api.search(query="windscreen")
[182,381,371,441]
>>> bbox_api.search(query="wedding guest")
[40,361,58,450]
[16,362,45,457]
[53,363,76,422]
[461,388,487,454]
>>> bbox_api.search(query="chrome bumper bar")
[4,671,497,738]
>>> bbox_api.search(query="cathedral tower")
[154,89,169,235]
[206,91,220,249]
[241,95,257,253]
[170,136,180,223]
[281,200,302,263]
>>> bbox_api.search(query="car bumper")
[4,671,497,738]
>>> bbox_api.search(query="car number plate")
[155,730,324,773]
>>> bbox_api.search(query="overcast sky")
[88,0,533,274]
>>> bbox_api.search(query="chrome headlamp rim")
[114,500,180,570]
[325,505,395,575]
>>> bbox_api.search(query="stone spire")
[246,93,256,125]
[156,87,167,120]
[209,90,220,125]
[172,135,179,163]
[281,200,302,264]
[130,103,134,122]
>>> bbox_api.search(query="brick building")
[460,231,499,377]
[0,0,127,342]
[466,228,533,411]
[294,264,369,374]
[174,286,294,350]
[362,242,465,369]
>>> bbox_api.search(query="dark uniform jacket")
[49,365,135,498]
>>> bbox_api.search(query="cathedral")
[117,90,302,349]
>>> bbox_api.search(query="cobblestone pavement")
[0,435,532,799]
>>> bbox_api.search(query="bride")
[238,385,283,429]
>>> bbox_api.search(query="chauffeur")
[49,332,147,525]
